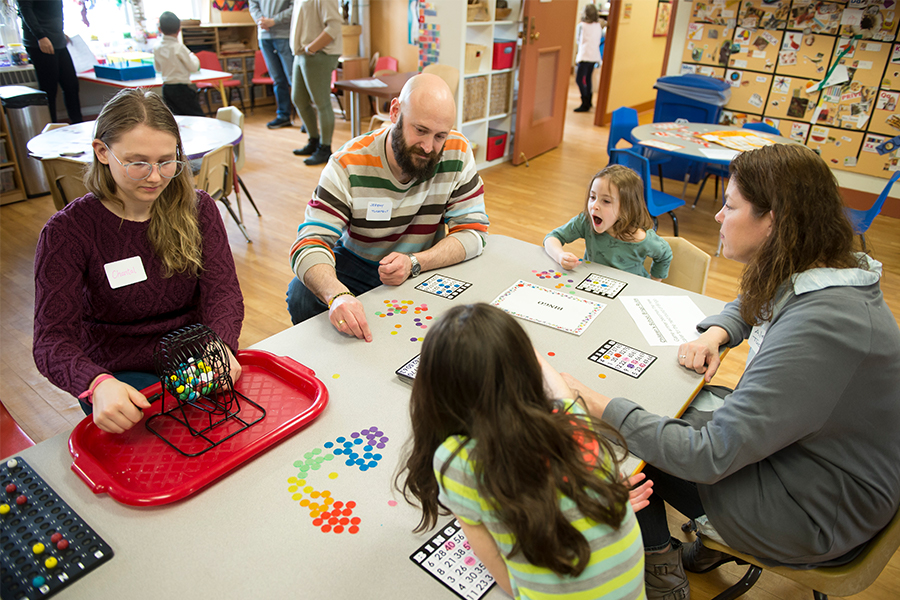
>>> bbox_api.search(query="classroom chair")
[610,148,685,236]
[844,171,899,252]
[367,69,398,132]
[608,106,669,193]
[422,63,460,100]
[249,49,274,114]
[644,236,710,295]
[195,51,246,116]
[1,400,35,458]
[330,69,346,120]
[40,157,89,210]
[215,106,262,222]
[373,55,399,73]
[195,144,251,243]
[692,505,900,600]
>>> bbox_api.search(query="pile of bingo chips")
[164,358,218,402]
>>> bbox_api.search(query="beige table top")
[8,235,725,599]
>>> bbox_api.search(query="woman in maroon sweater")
[33,89,244,434]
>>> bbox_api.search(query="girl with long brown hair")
[397,303,648,599]
[33,88,244,434]
[566,144,900,599]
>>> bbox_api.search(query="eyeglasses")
[103,143,186,180]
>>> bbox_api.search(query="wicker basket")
[464,76,488,122]
[467,2,489,22]
[495,7,513,20]
[490,72,511,116]
[465,43,487,74]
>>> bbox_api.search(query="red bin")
[486,129,508,161]
[492,40,516,70]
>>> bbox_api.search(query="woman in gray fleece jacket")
[563,143,900,600]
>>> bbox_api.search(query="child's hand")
[623,471,654,512]
[558,252,581,271]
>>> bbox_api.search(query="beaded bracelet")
[78,374,116,404]
[328,291,355,308]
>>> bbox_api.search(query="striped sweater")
[290,127,490,283]
[434,402,646,600]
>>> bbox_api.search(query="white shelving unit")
[426,1,522,169]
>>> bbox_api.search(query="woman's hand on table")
[561,373,612,419]
[329,294,373,342]
[225,346,242,387]
[624,471,654,512]
[91,377,152,434]
[677,326,729,382]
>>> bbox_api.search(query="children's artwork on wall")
[654,1,673,37]
[678,0,899,179]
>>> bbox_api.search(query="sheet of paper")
[620,296,707,346]
[639,139,683,152]
[67,35,98,74]
[490,280,606,336]
[348,79,388,88]
[699,148,740,161]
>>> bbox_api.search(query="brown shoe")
[682,537,736,573]
[645,539,690,600]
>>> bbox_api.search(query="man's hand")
[329,294,373,342]
[38,37,54,54]
[258,17,275,30]
[91,377,152,434]
[378,252,412,286]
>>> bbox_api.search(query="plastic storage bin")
[652,74,730,124]
[492,40,516,70]
[652,74,730,182]
[486,129,508,161]
[93,63,156,81]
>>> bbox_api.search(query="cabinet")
[425,1,522,169]
[181,24,260,107]
[0,102,26,205]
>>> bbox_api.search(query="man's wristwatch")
[408,253,421,278]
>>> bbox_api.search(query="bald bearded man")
[286,73,490,340]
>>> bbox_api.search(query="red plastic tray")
[68,350,328,506]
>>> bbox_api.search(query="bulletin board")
[677,0,899,179]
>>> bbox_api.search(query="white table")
[77,68,234,107]
[5,236,725,599]
[26,116,242,162]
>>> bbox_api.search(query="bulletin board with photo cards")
[678,0,900,178]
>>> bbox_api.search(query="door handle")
[530,17,539,42]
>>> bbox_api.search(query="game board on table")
[1,457,113,600]
[68,349,328,506]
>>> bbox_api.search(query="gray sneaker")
[267,117,292,129]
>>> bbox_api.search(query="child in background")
[544,164,673,280]
[574,3,603,113]
[397,303,648,599]
[153,11,205,117]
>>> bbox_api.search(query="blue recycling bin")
[652,74,731,183]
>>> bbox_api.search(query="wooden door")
[512,0,578,165]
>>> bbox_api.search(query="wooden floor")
[1,79,898,599]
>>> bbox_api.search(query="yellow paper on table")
[697,130,777,152]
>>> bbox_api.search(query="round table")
[630,122,796,166]
[26,116,242,162]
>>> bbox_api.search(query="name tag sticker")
[366,201,392,221]
[104,256,147,289]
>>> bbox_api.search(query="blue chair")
[845,171,899,251]
[610,148,686,236]
[608,107,670,193]
[692,122,781,208]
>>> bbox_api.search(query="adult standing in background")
[249,0,295,129]
[16,0,83,124]
[289,0,342,166]
[573,3,602,113]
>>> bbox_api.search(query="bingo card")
[576,273,628,299]
[589,340,657,379]
[396,354,419,385]
[410,519,496,600]
[415,274,472,300]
